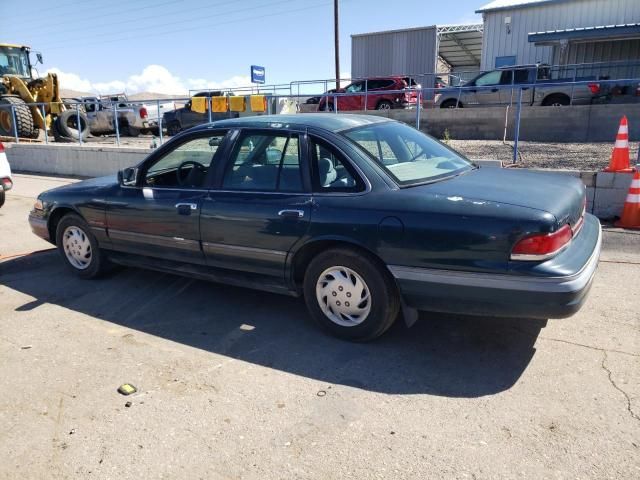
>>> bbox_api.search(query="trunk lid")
[421,168,585,229]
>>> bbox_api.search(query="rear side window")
[223,133,303,192]
[367,79,394,90]
[309,137,364,193]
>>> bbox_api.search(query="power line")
[22,0,241,42]
[43,0,298,49]
[2,0,185,37]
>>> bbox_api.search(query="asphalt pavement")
[0,174,638,479]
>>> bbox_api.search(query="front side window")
[474,70,503,86]
[344,122,472,186]
[345,82,364,93]
[222,133,303,192]
[144,133,226,188]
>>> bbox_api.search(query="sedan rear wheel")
[303,248,400,341]
[56,213,108,279]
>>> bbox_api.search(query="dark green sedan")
[29,114,601,341]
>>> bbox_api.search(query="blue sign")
[251,65,265,84]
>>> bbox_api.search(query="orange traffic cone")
[615,168,640,229]
[604,116,634,172]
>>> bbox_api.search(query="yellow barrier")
[211,96,228,113]
[229,96,246,112]
[250,95,267,113]
[191,96,207,113]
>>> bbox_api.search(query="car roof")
[197,113,394,133]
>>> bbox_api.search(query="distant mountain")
[59,88,93,99]
[59,89,184,100]
[128,92,184,101]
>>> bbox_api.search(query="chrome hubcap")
[315,266,371,327]
[62,226,92,270]
[377,103,391,110]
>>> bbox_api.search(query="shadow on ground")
[1,251,546,398]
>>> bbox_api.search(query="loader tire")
[54,110,89,142]
[0,96,35,138]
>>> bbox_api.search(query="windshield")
[0,46,30,78]
[343,122,472,186]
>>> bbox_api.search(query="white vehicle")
[0,141,12,208]
[142,100,177,135]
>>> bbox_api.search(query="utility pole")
[334,0,340,89]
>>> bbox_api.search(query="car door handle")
[278,209,304,219]
[176,202,198,215]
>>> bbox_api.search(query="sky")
[0,0,482,95]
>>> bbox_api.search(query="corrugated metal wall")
[351,27,438,87]
[480,0,640,70]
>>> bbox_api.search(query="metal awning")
[529,23,640,45]
[437,24,484,68]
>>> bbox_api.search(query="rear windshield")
[343,122,472,186]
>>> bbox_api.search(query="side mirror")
[36,53,43,64]
[185,101,192,110]
[118,167,138,186]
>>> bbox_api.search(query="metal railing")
[1,76,639,164]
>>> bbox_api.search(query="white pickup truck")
[141,100,178,135]
[0,141,12,208]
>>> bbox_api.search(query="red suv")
[318,77,418,111]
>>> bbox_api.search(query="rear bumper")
[390,215,602,319]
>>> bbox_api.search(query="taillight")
[1,177,12,190]
[0,141,4,153]
[511,224,573,261]
[139,107,148,119]
[587,83,600,94]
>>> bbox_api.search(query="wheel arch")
[288,236,395,291]
[47,205,82,244]
[541,92,570,106]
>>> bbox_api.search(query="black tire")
[376,100,393,110]
[303,248,400,341]
[0,96,35,138]
[167,121,181,136]
[127,126,140,137]
[0,190,5,208]
[53,110,89,141]
[55,213,108,279]
[542,94,570,106]
[440,99,462,109]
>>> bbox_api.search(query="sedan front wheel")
[56,213,109,279]
[303,248,400,341]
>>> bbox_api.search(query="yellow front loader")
[0,43,85,140]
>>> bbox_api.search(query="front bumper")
[29,213,50,242]
[390,215,602,319]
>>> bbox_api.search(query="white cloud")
[47,65,250,95]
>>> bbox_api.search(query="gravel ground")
[449,140,639,171]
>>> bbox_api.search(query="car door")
[341,81,365,111]
[179,98,208,129]
[200,128,312,278]
[470,70,503,105]
[105,129,229,264]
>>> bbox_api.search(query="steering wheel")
[176,160,205,187]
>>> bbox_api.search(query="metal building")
[477,0,640,71]
[351,25,483,87]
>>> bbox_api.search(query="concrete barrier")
[352,104,640,142]
[5,143,150,178]
[4,143,634,220]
